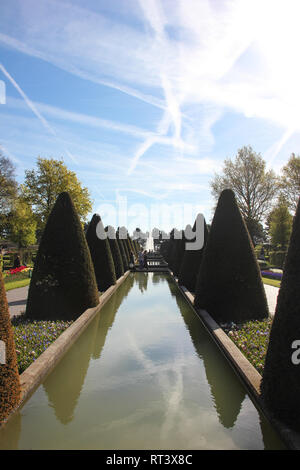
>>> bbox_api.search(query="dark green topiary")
[116,228,129,271]
[172,231,186,277]
[194,189,268,323]
[86,214,116,292]
[26,192,99,320]
[124,235,133,262]
[0,269,21,424]
[179,217,208,292]
[105,226,124,279]
[261,197,300,431]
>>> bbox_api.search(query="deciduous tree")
[210,146,278,241]
[22,157,92,235]
[279,153,300,213]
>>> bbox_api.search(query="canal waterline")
[0,272,285,449]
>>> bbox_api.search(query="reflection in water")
[43,315,99,424]
[0,273,285,449]
[93,274,134,360]
[169,282,246,429]
[259,414,286,450]
[0,411,22,450]
[152,273,163,284]
[136,272,148,293]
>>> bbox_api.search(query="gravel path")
[6,285,29,318]
[263,284,279,316]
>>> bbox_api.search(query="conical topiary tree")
[179,216,209,292]
[194,189,268,323]
[86,214,116,292]
[118,227,130,264]
[172,231,186,277]
[168,229,181,273]
[116,228,129,271]
[0,269,21,424]
[260,197,300,431]
[26,192,99,320]
[105,226,124,279]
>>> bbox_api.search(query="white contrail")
[0,62,77,163]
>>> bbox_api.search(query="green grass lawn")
[223,318,272,375]
[4,270,31,291]
[262,277,281,288]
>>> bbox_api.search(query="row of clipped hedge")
[0,191,141,424]
[162,189,300,434]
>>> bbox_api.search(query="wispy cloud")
[1,0,300,225]
[0,63,77,163]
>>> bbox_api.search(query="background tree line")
[0,145,299,256]
[211,145,299,250]
[0,149,92,251]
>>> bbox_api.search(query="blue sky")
[0,0,299,232]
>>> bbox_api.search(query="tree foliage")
[210,146,278,241]
[0,151,17,215]
[21,157,92,234]
[0,151,18,238]
[279,153,300,213]
[9,197,37,248]
[268,199,292,249]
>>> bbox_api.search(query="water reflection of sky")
[0,273,285,449]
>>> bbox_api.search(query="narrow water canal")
[0,273,285,449]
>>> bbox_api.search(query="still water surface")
[0,273,284,449]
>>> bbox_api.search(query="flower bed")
[261,270,283,281]
[9,266,29,275]
[222,318,273,375]
[11,316,73,373]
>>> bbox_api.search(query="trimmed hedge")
[194,189,269,323]
[269,251,287,268]
[172,231,186,277]
[105,226,124,279]
[116,228,129,271]
[0,269,21,424]
[86,214,116,292]
[178,217,208,292]
[261,197,300,431]
[26,192,99,320]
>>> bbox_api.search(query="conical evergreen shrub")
[172,231,186,277]
[26,192,99,320]
[261,197,300,431]
[0,270,21,424]
[105,226,124,279]
[116,228,129,271]
[179,217,208,292]
[86,214,116,292]
[168,230,181,273]
[194,189,268,323]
